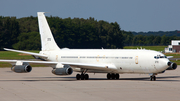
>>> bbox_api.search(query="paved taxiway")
[0,66,180,101]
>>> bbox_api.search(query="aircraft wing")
[0,60,117,71]
[4,48,48,60]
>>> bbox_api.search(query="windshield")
[154,55,167,59]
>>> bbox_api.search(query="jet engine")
[52,65,73,75]
[167,62,177,70]
[11,62,32,73]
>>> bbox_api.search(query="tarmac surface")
[0,66,180,101]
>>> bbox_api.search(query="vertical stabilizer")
[37,12,60,51]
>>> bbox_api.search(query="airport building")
[164,40,180,53]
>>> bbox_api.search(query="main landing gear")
[107,73,120,79]
[76,73,89,80]
[76,69,89,80]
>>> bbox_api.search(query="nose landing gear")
[150,76,156,81]
[149,73,157,81]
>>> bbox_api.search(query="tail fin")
[37,12,60,51]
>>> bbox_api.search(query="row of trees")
[46,17,123,49]
[0,16,180,50]
[132,30,180,36]
[0,17,20,50]
[0,16,123,50]
[123,31,180,46]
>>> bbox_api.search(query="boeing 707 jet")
[0,12,177,81]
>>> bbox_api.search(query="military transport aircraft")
[0,12,177,81]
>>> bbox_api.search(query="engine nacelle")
[11,62,32,73]
[167,62,177,70]
[52,67,73,75]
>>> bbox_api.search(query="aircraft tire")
[150,76,153,81]
[81,74,85,80]
[107,73,111,79]
[153,76,156,81]
[115,73,119,79]
[84,74,89,80]
[111,73,115,79]
[150,76,156,81]
[76,74,81,80]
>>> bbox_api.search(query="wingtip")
[3,48,7,50]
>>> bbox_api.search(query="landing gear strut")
[76,69,89,80]
[107,73,120,80]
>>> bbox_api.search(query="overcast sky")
[1,0,180,32]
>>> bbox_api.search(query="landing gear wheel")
[107,73,111,79]
[81,74,85,80]
[150,76,152,81]
[107,73,120,80]
[76,74,81,80]
[153,76,156,81]
[111,73,115,79]
[150,76,156,81]
[84,74,89,80]
[115,73,120,79]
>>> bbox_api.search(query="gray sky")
[1,0,180,32]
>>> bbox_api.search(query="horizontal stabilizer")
[4,48,47,59]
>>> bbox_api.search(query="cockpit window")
[160,56,167,58]
[154,55,167,59]
[154,56,159,59]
